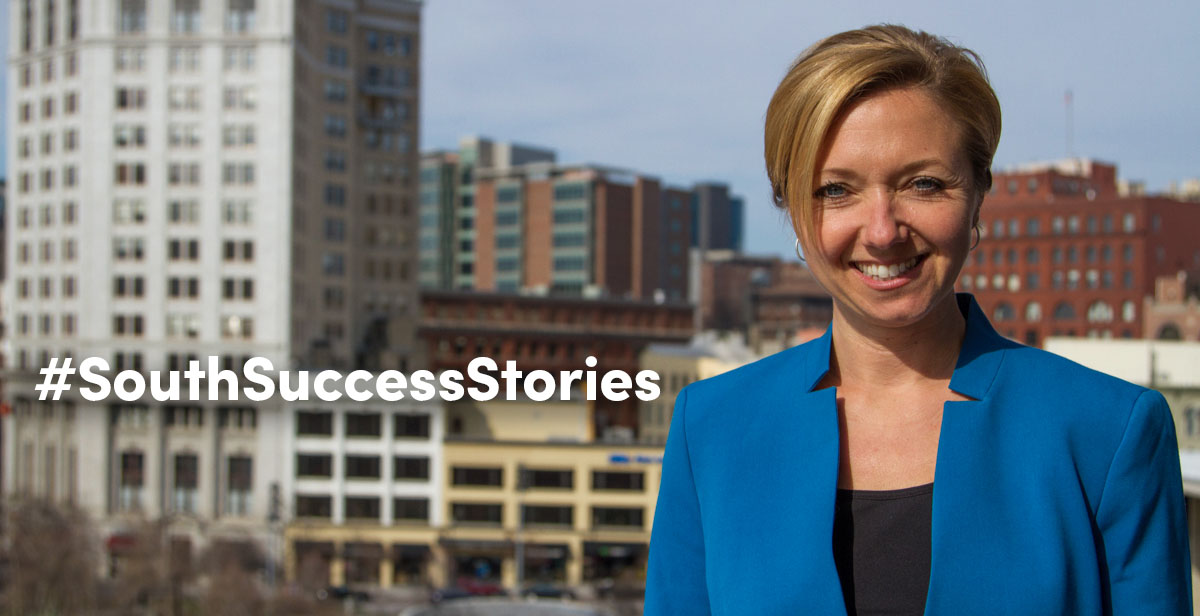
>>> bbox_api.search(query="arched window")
[1157,323,1182,340]
[992,302,1015,322]
[1121,301,1136,323]
[1025,302,1043,322]
[1086,301,1114,323]
[1052,302,1076,321]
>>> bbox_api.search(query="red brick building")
[697,251,832,347]
[961,160,1200,346]
[418,290,694,438]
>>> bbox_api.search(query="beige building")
[285,394,662,590]
[638,335,757,445]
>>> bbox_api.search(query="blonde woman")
[645,25,1190,615]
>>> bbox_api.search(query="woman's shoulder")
[997,341,1153,406]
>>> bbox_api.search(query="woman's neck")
[823,294,967,391]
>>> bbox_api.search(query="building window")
[168,238,200,261]
[171,0,202,34]
[394,414,430,438]
[324,79,347,102]
[393,456,430,480]
[344,497,380,520]
[119,451,144,510]
[296,495,331,518]
[226,0,255,33]
[453,467,503,487]
[112,314,145,337]
[114,47,146,72]
[219,315,253,339]
[522,469,573,490]
[225,456,252,515]
[345,455,381,480]
[345,412,381,438]
[223,200,253,224]
[523,505,573,528]
[591,507,643,529]
[592,471,644,491]
[114,124,146,148]
[394,498,429,522]
[1122,213,1136,233]
[1024,302,1042,322]
[326,45,348,68]
[451,503,502,525]
[296,454,332,478]
[173,453,199,513]
[296,411,333,436]
[118,0,147,33]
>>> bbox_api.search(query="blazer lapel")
[926,294,1014,614]
[704,327,848,613]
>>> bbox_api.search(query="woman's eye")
[912,177,944,192]
[814,183,848,200]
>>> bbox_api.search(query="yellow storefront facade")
[285,439,663,590]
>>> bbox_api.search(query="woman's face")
[800,86,978,330]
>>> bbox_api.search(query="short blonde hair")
[764,24,1002,242]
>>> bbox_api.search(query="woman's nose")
[861,190,906,248]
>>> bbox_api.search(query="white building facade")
[3,0,422,568]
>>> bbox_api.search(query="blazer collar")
[800,293,1010,400]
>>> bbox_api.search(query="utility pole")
[515,464,527,593]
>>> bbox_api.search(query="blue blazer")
[645,294,1190,615]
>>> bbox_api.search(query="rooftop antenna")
[1065,89,1074,158]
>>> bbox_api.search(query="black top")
[832,483,933,616]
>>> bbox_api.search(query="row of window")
[298,454,430,480]
[14,91,78,124]
[110,238,254,262]
[989,300,1137,324]
[297,411,431,439]
[980,212,1140,239]
[17,0,79,52]
[293,496,642,529]
[112,85,257,111]
[103,199,253,225]
[15,129,79,160]
[11,165,80,193]
[961,269,1135,293]
[110,314,254,339]
[11,239,78,265]
[117,449,252,516]
[969,244,1137,267]
[296,495,427,520]
[451,467,646,492]
[111,0,256,36]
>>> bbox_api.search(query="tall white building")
[3,0,422,564]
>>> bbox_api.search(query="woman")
[644,25,1190,615]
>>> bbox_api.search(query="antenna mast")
[1065,89,1074,158]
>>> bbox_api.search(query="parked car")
[316,585,370,602]
[521,583,577,600]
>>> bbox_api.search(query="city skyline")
[3,0,1199,259]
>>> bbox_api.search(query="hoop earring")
[794,238,806,263]
[970,226,981,251]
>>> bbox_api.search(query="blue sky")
[3,1,1197,258]
[421,0,1200,257]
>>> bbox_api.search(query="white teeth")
[856,257,919,281]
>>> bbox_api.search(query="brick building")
[417,290,694,439]
[1145,271,1200,341]
[697,251,832,349]
[419,137,742,301]
[960,159,1200,345]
